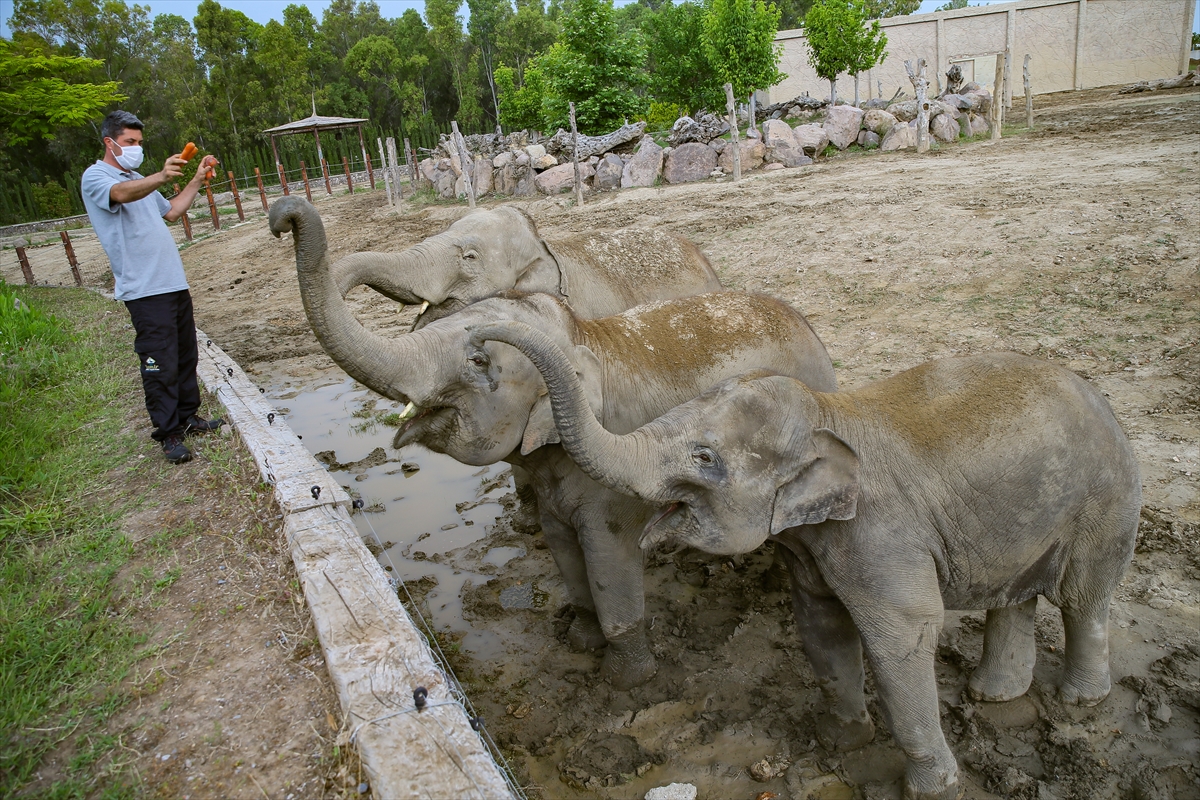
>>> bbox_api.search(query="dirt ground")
[9,85,1197,799]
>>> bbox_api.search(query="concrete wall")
[771,0,1196,104]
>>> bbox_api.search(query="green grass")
[0,281,147,796]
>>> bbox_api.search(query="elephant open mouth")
[392,403,455,449]
[639,501,699,550]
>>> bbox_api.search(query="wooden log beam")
[546,121,646,160]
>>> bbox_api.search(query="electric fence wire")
[354,507,529,800]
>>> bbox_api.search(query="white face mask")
[108,139,144,170]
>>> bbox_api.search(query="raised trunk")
[330,242,452,307]
[470,320,659,499]
[269,196,439,402]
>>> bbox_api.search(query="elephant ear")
[521,344,603,455]
[770,429,860,535]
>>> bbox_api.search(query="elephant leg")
[967,597,1037,702]
[780,546,874,751]
[539,514,606,651]
[510,465,542,534]
[1057,602,1112,706]
[581,515,655,690]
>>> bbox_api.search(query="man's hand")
[160,154,185,184]
[189,155,220,188]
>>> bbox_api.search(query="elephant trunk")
[270,196,439,401]
[331,241,453,309]
[469,321,664,500]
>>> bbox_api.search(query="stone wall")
[770,0,1195,104]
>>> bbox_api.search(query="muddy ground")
[7,86,1197,799]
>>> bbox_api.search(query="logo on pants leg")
[143,356,160,372]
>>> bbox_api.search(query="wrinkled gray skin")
[271,196,837,688]
[272,196,721,329]
[469,328,1141,800]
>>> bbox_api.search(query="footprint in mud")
[559,732,659,791]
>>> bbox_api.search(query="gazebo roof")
[262,113,369,134]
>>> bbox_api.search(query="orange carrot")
[180,142,198,162]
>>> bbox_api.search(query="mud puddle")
[264,374,519,658]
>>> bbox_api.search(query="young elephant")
[468,323,1141,800]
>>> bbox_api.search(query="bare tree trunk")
[724,83,741,182]
[450,121,475,209]
[905,59,930,153]
[748,92,757,135]
[569,102,584,207]
[854,74,860,106]
[829,78,838,106]
[991,55,1004,140]
[1023,54,1034,129]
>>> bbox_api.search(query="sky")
[1,0,1196,44]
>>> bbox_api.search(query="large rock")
[492,150,512,169]
[824,105,865,150]
[931,113,961,143]
[857,130,881,148]
[435,167,457,198]
[621,136,664,188]
[717,139,766,173]
[532,154,558,170]
[419,157,438,185]
[465,157,493,195]
[496,162,535,196]
[880,121,917,151]
[594,154,624,191]
[663,142,717,184]
[791,123,829,156]
[534,161,595,195]
[964,113,990,137]
[668,114,728,146]
[525,143,547,161]
[862,109,897,137]
[761,119,797,150]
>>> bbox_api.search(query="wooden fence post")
[343,156,354,194]
[386,138,400,201]
[1003,48,1013,110]
[449,121,475,209]
[16,244,34,285]
[404,138,416,191]
[724,83,741,181]
[300,160,312,202]
[377,137,393,204]
[1023,54,1034,129]
[227,171,244,222]
[320,158,332,195]
[173,183,192,241]
[364,146,375,190]
[254,167,268,212]
[204,178,220,230]
[991,54,1005,140]
[277,163,290,196]
[60,231,83,286]
[569,102,584,207]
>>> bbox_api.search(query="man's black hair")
[101,110,144,141]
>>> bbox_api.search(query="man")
[82,110,224,464]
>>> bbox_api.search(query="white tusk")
[418,300,430,316]
[397,402,418,422]
[409,300,431,333]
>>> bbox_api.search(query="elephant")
[465,325,1141,800]
[269,196,722,330]
[271,192,838,687]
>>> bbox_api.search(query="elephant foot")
[816,709,875,752]
[902,780,962,800]
[1057,677,1110,707]
[566,608,608,651]
[902,753,961,800]
[966,667,1033,703]
[511,503,541,535]
[600,628,657,690]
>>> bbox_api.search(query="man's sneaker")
[184,414,225,435]
[161,435,192,464]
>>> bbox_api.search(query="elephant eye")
[469,353,488,368]
[692,447,717,466]
[463,249,479,261]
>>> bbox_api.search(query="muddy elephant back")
[544,229,722,318]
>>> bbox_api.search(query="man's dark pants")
[124,289,200,441]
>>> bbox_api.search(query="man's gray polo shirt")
[82,160,189,302]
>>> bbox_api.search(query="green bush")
[30,180,73,220]
[645,101,685,132]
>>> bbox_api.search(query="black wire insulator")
[413,686,428,710]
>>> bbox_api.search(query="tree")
[774,0,814,30]
[345,34,427,132]
[644,0,722,113]
[468,0,514,129]
[0,36,125,147]
[701,0,784,105]
[538,0,645,134]
[495,0,558,86]
[804,0,856,105]
[846,5,886,105]
[935,0,968,10]
[860,0,918,18]
[194,0,265,149]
